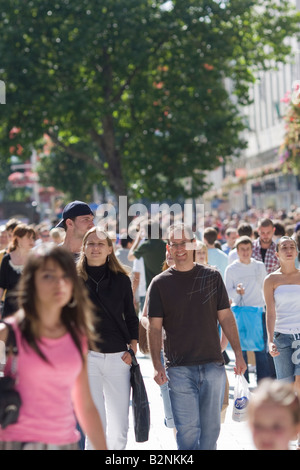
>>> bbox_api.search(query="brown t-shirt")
[148,264,230,367]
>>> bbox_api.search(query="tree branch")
[47,130,104,172]
[110,38,168,104]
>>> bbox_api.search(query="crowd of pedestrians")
[0,202,300,450]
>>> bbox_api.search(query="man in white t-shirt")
[224,236,273,383]
[228,222,253,265]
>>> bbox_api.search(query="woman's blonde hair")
[248,378,300,425]
[195,240,208,264]
[77,227,129,281]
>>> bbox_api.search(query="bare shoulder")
[0,312,21,343]
[264,270,281,289]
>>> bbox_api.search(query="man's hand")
[153,363,168,386]
[234,352,247,376]
[236,283,245,295]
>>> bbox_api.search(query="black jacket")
[84,264,139,353]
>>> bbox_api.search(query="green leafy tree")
[37,146,103,201]
[0,0,299,202]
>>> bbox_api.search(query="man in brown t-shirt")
[148,224,246,450]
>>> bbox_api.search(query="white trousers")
[85,350,131,450]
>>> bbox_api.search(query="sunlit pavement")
[126,349,298,451]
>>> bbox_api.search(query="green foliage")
[0,0,299,201]
[37,146,103,201]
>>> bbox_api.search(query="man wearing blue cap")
[56,200,95,449]
[56,200,94,260]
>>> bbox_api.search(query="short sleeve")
[216,271,231,311]
[147,279,164,318]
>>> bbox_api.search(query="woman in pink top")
[0,244,107,450]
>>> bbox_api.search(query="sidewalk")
[126,349,299,451]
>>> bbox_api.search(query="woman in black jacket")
[77,227,138,450]
[0,223,36,318]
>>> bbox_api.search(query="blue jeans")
[76,421,85,450]
[167,362,226,450]
[273,332,300,382]
[160,382,175,428]
[242,350,271,383]
[139,296,145,311]
[243,311,276,382]
[160,350,175,428]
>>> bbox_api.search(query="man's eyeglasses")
[168,239,194,249]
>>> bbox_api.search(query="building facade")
[204,0,300,213]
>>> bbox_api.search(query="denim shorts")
[273,332,300,382]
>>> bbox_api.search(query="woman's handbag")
[0,322,22,429]
[128,349,150,442]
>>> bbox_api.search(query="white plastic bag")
[232,374,251,422]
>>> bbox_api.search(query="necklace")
[88,273,105,293]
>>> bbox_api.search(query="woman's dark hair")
[9,223,36,252]
[16,244,97,363]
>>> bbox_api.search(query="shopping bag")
[128,349,150,442]
[232,374,251,422]
[231,305,264,351]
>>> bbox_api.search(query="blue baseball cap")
[56,200,94,228]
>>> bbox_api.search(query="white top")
[274,285,300,334]
[224,258,267,307]
[132,256,146,297]
[228,248,238,265]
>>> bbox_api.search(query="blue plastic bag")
[231,305,264,351]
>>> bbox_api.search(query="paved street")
[126,348,255,451]
[126,349,299,451]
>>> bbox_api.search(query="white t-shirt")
[224,258,267,307]
[228,248,238,265]
[132,257,146,297]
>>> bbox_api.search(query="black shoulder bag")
[0,322,22,429]
[127,348,151,443]
[96,297,150,443]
